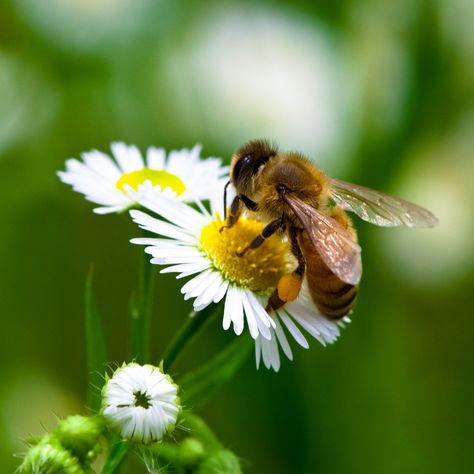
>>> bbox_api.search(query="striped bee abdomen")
[298,231,358,320]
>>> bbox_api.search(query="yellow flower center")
[116,168,186,195]
[200,215,293,294]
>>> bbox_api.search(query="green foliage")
[161,303,224,372]
[100,438,130,474]
[180,337,252,408]
[197,450,242,474]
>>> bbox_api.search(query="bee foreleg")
[240,194,258,211]
[236,216,285,257]
[219,195,243,232]
[222,180,231,220]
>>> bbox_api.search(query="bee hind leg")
[266,226,305,312]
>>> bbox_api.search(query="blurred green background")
[1,0,473,472]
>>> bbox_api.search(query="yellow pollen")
[116,168,186,195]
[200,215,293,294]
[277,273,302,302]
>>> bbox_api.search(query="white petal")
[225,287,244,335]
[267,336,281,372]
[111,142,144,172]
[160,261,211,278]
[260,337,272,369]
[130,210,196,243]
[94,204,129,214]
[255,337,262,369]
[193,272,224,308]
[280,312,309,349]
[180,269,214,296]
[240,291,259,339]
[273,318,293,361]
[146,147,166,169]
[212,279,229,303]
[139,196,207,235]
[82,150,122,180]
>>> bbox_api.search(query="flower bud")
[18,436,84,474]
[102,363,181,444]
[179,437,205,467]
[54,415,103,463]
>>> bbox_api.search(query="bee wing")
[329,178,438,228]
[282,194,362,285]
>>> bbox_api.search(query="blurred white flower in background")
[164,6,356,172]
[437,0,474,71]
[14,0,157,52]
[380,115,474,287]
[346,0,413,138]
[0,54,58,154]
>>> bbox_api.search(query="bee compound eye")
[232,154,253,183]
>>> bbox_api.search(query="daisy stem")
[161,302,223,372]
[100,436,129,474]
[130,245,155,364]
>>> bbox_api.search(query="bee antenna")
[223,180,231,219]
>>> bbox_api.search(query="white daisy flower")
[58,142,228,214]
[130,194,348,369]
[102,363,181,444]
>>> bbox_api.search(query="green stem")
[161,302,223,372]
[130,248,155,364]
[101,438,129,474]
[84,268,107,413]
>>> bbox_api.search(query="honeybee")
[222,140,438,320]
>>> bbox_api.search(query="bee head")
[231,140,277,194]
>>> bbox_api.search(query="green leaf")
[179,337,252,408]
[85,268,107,413]
[100,438,129,474]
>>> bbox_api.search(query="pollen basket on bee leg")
[277,273,302,302]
